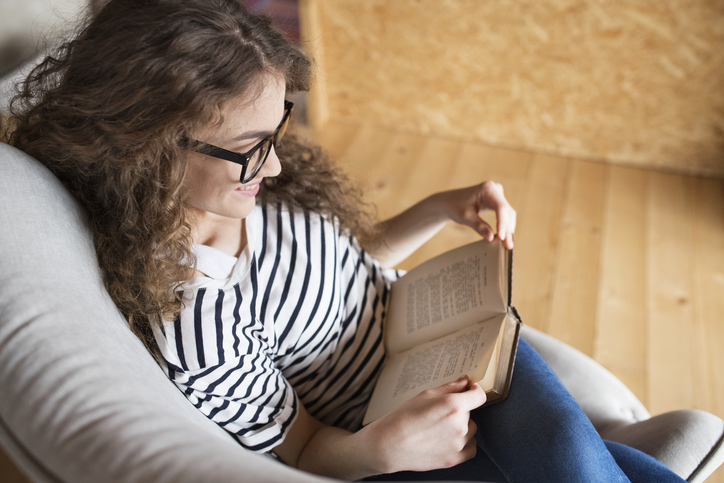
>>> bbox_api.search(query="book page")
[499,240,511,307]
[386,240,508,355]
[364,314,505,424]
[477,319,505,391]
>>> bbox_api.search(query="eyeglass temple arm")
[195,143,248,166]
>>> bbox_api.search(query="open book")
[363,239,522,425]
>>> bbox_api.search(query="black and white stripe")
[153,202,398,453]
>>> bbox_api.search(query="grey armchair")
[0,143,722,483]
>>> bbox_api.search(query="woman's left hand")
[434,181,516,250]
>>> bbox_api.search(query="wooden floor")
[312,119,724,483]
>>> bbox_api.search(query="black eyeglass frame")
[191,100,294,184]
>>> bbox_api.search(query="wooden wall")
[300,0,724,178]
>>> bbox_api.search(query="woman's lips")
[235,182,260,197]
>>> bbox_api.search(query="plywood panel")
[547,160,607,356]
[298,0,329,128]
[302,0,724,178]
[594,166,648,405]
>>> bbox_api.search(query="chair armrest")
[600,410,724,483]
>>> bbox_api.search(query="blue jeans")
[366,337,685,483]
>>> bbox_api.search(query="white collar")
[190,206,260,281]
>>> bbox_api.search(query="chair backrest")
[0,144,327,483]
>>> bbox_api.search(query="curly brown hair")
[7,0,378,351]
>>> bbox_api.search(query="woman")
[7,0,685,481]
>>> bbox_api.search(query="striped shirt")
[153,202,399,453]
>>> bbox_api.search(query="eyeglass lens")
[242,114,290,183]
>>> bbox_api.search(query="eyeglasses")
[190,100,294,184]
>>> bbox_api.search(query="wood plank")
[333,123,394,196]
[394,136,463,271]
[647,171,700,416]
[692,176,724,483]
[366,131,427,221]
[692,177,724,418]
[593,166,648,405]
[309,119,360,161]
[547,160,607,356]
[513,153,571,332]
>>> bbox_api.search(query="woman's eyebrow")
[232,130,275,142]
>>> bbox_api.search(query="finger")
[460,433,478,463]
[455,382,487,410]
[428,375,471,396]
[496,212,506,243]
[468,216,494,241]
[508,208,517,234]
[466,418,477,441]
[496,205,516,244]
[498,221,513,249]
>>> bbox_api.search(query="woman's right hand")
[364,375,486,474]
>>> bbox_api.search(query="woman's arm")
[273,376,486,480]
[367,181,517,268]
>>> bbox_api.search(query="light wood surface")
[595,166,648,404]
[313,118,724,483]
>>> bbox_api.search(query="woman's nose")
[258,146,282,179]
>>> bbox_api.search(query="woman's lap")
[366,337,685,483]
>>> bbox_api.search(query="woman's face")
[184,76,286,223]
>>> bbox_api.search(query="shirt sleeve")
[152,302,299,453]
[171,354,299,452]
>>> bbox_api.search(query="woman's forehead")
[198,76,286,143]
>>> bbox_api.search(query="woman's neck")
[191,214,247,258]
